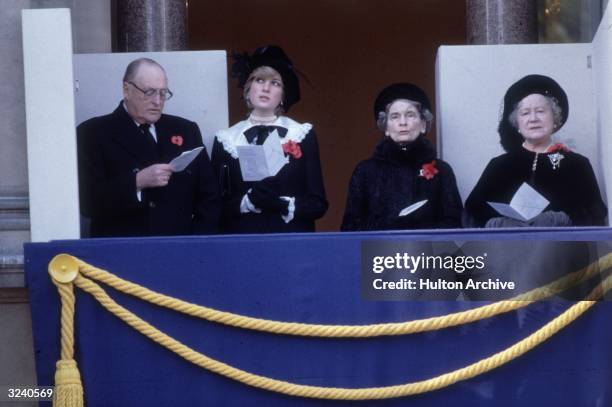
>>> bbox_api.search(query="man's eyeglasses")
[127,81,173,100]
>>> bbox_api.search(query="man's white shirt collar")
[123,101,158,142]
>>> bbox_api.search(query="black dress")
[464,146,607,227]
[211,116,328,233]
[341,136,463,231]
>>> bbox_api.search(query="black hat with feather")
[232,45,301,112]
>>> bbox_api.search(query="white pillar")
[22,9,80,241]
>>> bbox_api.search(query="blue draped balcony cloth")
[25,228,612,406]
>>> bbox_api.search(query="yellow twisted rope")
[73,252,612,337]
[52,281,76,361]
[66,270,611,400]
[50,277,84,407]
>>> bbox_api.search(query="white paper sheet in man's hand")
[398,200,428,217]
[487,182,549,222]
[237,130,289,181]
[169,146,204,172]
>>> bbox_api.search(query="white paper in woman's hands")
[169,147,204,172]
[398,200,428,217]
[487,182,549,221]
[237,130,289,181]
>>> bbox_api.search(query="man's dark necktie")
[139,124,157,150]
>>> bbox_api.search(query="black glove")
[485,216,527,228]
[528,210,572,227]
[249,177,288,214]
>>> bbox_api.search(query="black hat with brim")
[232,45,300,112]
[373,83,432,123]
[499,74,569,152]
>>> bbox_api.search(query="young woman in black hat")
[465,74,607,227]
[341,83,463,231]
[211,46,328,233]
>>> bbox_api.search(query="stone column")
[116,0,187,52]
[467,0,538,44]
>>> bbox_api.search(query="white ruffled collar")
[215,116,312,159]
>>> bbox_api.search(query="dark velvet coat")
[77,103,221,237]
[341,136,463,231]
[211,117,328,233]
[465,147,607,227]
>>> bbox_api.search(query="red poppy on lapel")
[419,160,439,180]
[282,140,302,159]
[171,135,184,146]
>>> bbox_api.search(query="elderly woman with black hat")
[211,46,328,233]
[341,83,463,231]
[465,74,607,227]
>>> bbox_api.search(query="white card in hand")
[237,130,289,181]
[487,182,549,221]
[169,146,204,172]
[398,200,428,217]
[263,130,288,176]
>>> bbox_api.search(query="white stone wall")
[22,9,80,242]
[0,1,31,193]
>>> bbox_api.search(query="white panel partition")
[22,9,80,242]
[592,4,612,217]
[73,51,229,152]
[436,44,596,204]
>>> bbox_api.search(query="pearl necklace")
[249,114,278,125]
[522,141,553,172]
[531,152,539,172]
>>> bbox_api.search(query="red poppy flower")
[546,143,570,153]
[419,160,439,180]
[171,135,184,146]
[282,140,302,159]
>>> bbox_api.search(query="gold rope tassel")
[54,360,83,407]
[49,255,84,407]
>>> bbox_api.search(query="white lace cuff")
[240,190,262,214]
[280,196,295,223]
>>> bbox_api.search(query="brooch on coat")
[546,143,570,170]
[282,140,302,159]
[419,160,439,180]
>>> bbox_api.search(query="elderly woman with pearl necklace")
[465,74,607,227]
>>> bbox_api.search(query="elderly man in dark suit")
[77,58,220,237]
